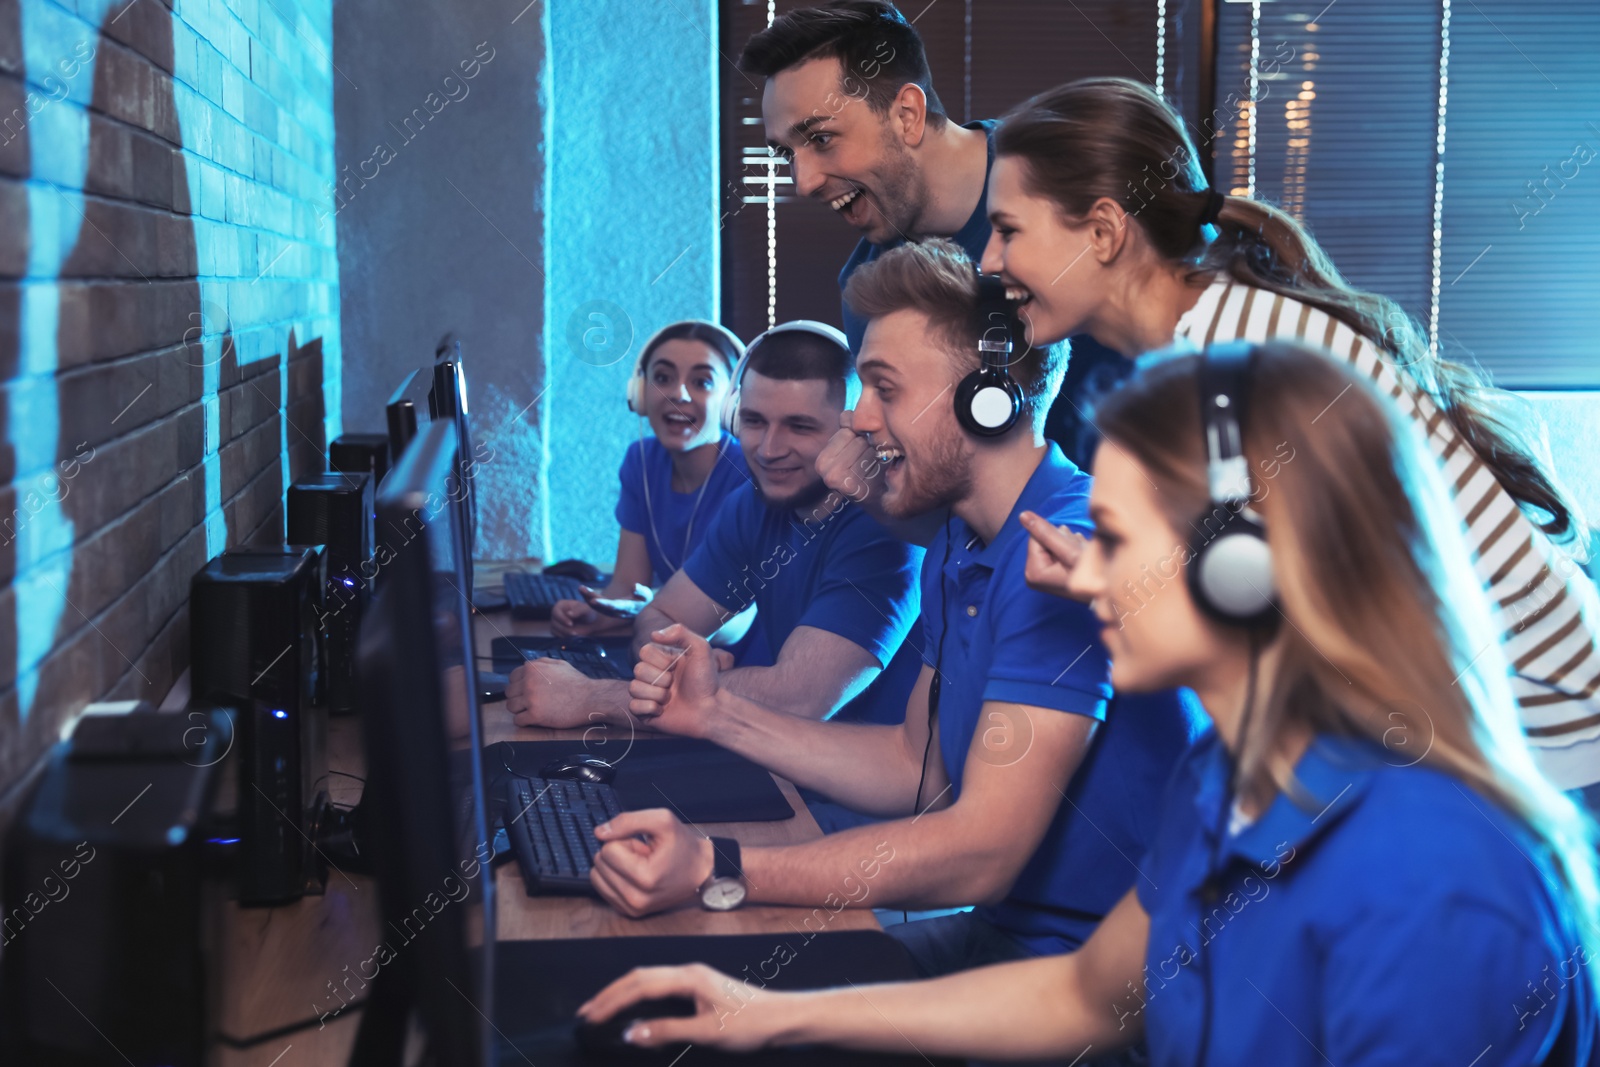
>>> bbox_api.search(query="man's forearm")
[573,679,634,727]
[717,661,868,722]
[707,690,920,815]
[632,603,677,660]
[741,805,1025,912]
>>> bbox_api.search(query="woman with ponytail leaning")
[980,77,1600,795]
[582,343,1598,1064]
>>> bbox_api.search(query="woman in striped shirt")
[979,77,1600,791]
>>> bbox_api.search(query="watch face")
[701,877,747,911]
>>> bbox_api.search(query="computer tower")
[0,706,230,1066]
[189,547,327,906]
[330,432,391,489]
[287,473,374,715]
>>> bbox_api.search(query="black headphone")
[1186,342,1277,629]
[953,273,1024,437]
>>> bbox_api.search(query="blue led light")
[341,577,356,587]
[272,709,288,719]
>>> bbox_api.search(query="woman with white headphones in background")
[550,321,750,638]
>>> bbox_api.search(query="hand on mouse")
[1019,511,1092,603]
[589,809,713,917]
[627,624,721,737]
[505,657,594,729]
[578,963,789,1052]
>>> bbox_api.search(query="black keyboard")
[507,646,625,681]
[503,775,624,894]
[503,571,586,620]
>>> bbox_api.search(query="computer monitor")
[429,345,478,564]
[428,346,484,612]
[351,418,494,1067]
[384,367,430,464]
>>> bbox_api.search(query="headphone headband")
[1197,341,1258,507]
[626,320,747,414]
[974,274,1017,369]
[722,319,850,433]
[1187,341,1277,628]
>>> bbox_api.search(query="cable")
[903,519,955,926]
[914,519,955,818]
[215,999,367,1048]
[636,415,726,575]
[1196,626,1262,1067]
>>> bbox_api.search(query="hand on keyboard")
[628,624,723,738]
[590,808,715,918]
[506,656,599,729]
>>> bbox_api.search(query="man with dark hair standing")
[740,0,988,353]
[739,0,1126,464]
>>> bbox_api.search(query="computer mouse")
[544,558,605,584]
[478,670,509,702]
[573,996,696,1060]
[541,753,616,785]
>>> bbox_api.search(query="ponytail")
[1200,194,1578,540]
[998,77,1580,540]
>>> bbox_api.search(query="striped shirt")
[1175,278,1600,789]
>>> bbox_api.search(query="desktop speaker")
[0,705,230,1067]
[330,432,391,489]
[189,547,328,906]
[287,472,375,715]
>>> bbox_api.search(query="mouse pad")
[491,931,960,1065]
[485,738,796,824]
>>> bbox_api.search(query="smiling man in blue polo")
[591,240,1202,988]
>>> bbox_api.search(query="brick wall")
[0,0,339,793]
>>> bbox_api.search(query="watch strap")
[709,836,742,882]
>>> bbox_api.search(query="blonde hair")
[1093,341,1599,994]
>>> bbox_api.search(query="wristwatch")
[697,837,747,911]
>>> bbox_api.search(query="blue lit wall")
[540,0,720,563]
[331,0,544,561]
[0,0,338,786]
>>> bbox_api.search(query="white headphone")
[722,320,851,433]
[625,321,747,415]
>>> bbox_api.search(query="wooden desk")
[209,582,874,1065]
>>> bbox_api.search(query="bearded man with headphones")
[593,240,1203,1007]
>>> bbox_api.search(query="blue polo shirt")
[924,444,1204,955]
[682,485,925,725]
[839,120,998,355]
[1133,729,1598,1066]
[614,434,748,587]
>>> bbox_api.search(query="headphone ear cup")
[1187,510,1277,626]
[626,371,645,414]
[953,367,1023,437]
[721,389,740,435]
